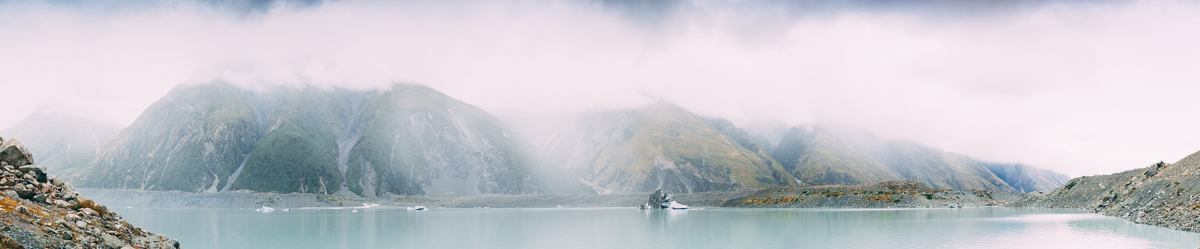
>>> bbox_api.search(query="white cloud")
[1,0,1198,177]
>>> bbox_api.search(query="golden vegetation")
[866,195,894,201]
[70,199,108,216]
[745,196,801,204]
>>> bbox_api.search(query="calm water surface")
[117,207,1200,248]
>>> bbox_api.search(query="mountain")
[69,82,588,196]
[771,126,1061,192]
[874,141,1015,192]
[772,127,900,185]
[0,110,120,176]
[979,162,1070,193]
[540,103,795,194]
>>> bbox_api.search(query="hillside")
[772,127,900,185]
[771,126,1058,192]
[69,82,588,196]
[0,110,120,176]
[541,103,795,194]
[1017,150,1200,232]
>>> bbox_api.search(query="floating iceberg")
[256,206,275,213]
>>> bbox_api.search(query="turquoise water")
[116,207,1200,248]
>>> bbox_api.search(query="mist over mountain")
[980,162,1070,193]
[26,80,1068,196]
[67,82,588,196]
[770,125,1064,192]
[0,109,120,176]
[539,103,795,194]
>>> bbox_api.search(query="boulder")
[16,166,46,183]
[100,233,125,249]
[0,139,34,167]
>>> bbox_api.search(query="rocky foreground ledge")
[0,137,179,249]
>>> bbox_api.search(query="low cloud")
[1,0,1198,177]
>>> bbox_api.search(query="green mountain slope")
[70,82,586,196]
[72,83,259,192]
[0,110,120,176]
[543,103,795,194]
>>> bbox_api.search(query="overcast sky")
[2,0,1198,177]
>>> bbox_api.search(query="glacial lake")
[115,207,1200,248]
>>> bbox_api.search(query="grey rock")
[100,233,124,249]
[17,166,46,183]
[0,138,34,167]
[2,190,16,199]
[133,234,181,249]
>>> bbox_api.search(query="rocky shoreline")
[1,137,179,249]
[1014,150,1200,232]
[77,188,754,210]
[721,180,1026,208]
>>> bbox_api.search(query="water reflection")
[117,207,1200,249]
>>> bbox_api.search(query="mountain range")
[6,82,1068,196]
[64,82,589,196]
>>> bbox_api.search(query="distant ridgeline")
[0,111,120,177]
[540,104,1068,194]
[64,82,591,197]
[21,81,1068,196]
[540,103,797,194]
[771,126,1069,192]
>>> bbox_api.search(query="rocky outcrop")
[1016,150,1200,232]
[1,138,35,167]
[0,137,179,249]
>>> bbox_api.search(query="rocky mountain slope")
[69,82,588,197]
[772,126,1059,192]
[0,110,120,177]
[980,162,1070,193]
[0,137,179,249]
[1016,150,1200,232]
[540,103,795,194]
